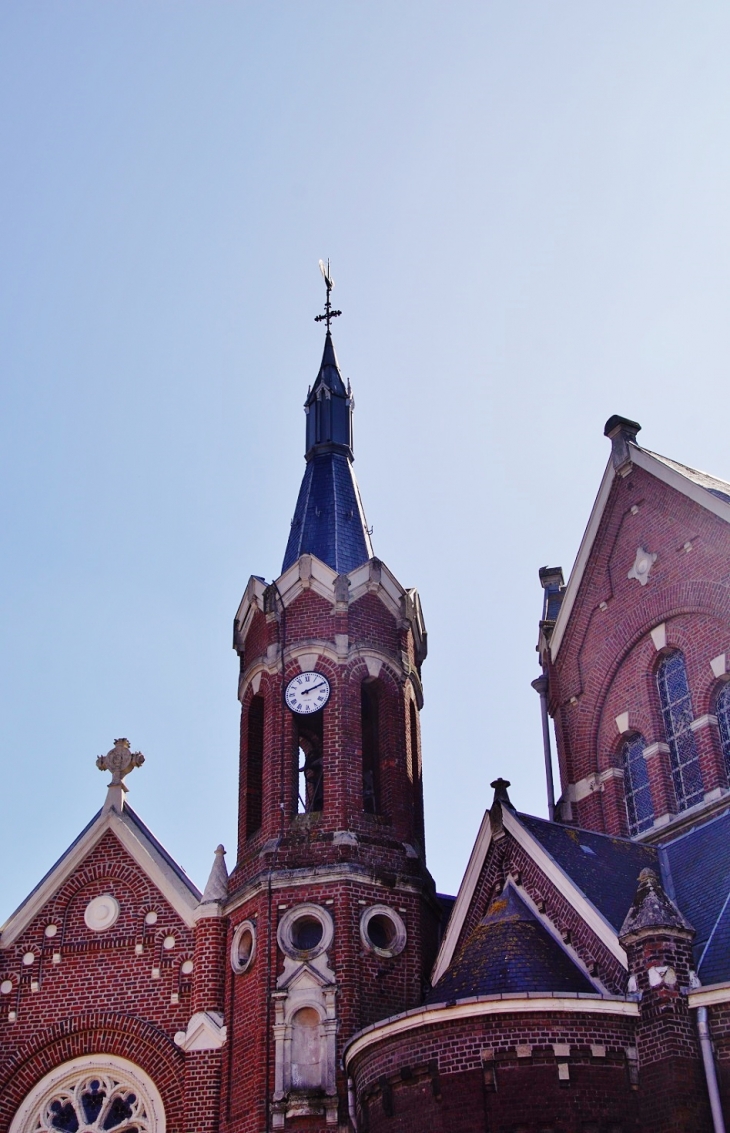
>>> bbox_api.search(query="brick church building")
[3,282,730,1133]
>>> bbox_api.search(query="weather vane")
[314,259,342,332]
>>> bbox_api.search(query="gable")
[431,803,629,995]
[1,805,200,949]
[551,442,730,663]
[428,883,595,1001]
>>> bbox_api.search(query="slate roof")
[646,449,730,505]
[518,813,659,932]
[282,451,373,574]
[428,884,593,1001]
[660,807,730,983]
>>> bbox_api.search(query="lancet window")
[361,681,381,814]
[656,650,704,810]
[246,695,264,837]
[622,733,654,834]
[716,682,730,781]
[296,712,324,813]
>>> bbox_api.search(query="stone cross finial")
[97,738,145,813]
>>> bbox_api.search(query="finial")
[490,778,512,806]
[314,259,342,333]
[200,844,229,906]
[97,737,145,813]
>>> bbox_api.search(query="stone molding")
[174,1010,227,1052]
[343,993,639,1071]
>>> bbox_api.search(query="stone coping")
[343,992,639,1070]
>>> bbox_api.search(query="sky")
[2,2,730,914]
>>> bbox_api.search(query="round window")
[360,905,407,957]
[230,920,257,975]
[277,903,333,960]
[290,916,323,951]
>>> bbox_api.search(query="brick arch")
[0,1012,185,1133]
[580,580,730,764]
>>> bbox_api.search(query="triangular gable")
[431,806,626,987]
[550,443,730,660]
[0,804,200,948]
[429,882,596,1000]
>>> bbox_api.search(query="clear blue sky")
[2,2,730,913]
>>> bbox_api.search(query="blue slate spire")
[282,332,373,575]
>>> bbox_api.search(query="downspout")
[347,1077,358,1131]
[531,673,555,821]
[697,1006,726,1133]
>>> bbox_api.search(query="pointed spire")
[199,844,228,905]
[620,868,693,943]
[304,331,353,460]
[281,271,373,575]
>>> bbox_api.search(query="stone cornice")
[343,993,639,1070]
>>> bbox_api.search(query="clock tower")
[222,281,439,1132]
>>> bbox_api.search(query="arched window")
[10,1055,165,1133]
[622,733,654,834]
[361,681,380,814]
[656,651,704,810]
[246,695,264,837]
[717,682,730,781]
[409,700,424,845]
[296,712,324,813]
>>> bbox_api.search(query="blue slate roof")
[282,330,374,575]
[518,812,659,932]
[660,807,730,983]
[428,883,593,1001]
[282,452,373,574]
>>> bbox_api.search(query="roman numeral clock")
[285,671,331,715]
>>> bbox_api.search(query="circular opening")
[367,914,397,951]
[291,915,323,952]
[237,929,254,966]
[231,920,257,974]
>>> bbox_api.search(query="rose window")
[32,1073,152,1133]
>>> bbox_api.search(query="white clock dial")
[285,671,331,715]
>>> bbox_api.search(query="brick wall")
[548,464,730,835]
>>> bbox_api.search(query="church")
[2,276,730,1133]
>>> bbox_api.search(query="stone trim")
[225,862,436,919]
[174,1010,227,1051]
[690,714,718,732]
[565,766,624,803]
[430,810,492,985]
[688,983,730,1009]
[343,993,639,1070]
[9,1054,167,1133]
[503,810,627,968]
[0,807,200,948]
[550,444,730,661]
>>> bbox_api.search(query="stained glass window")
[622,733,654,834]
[657,651,704,810]
[41,1078,143,1133]
[717,682,730,781]
[16,1063,160,1133]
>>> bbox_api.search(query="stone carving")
[627,546,657,587]
[84,894,120,933]
[96,737,145,786]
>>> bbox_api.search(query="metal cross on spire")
[314,259,342,331]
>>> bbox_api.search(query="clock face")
[285,671,331,715]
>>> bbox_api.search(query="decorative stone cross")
[97,738,145,812]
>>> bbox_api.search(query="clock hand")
[301,682,327,695]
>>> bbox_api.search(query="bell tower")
[222,271,439,1133]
